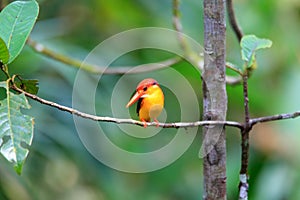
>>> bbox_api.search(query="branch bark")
[250,111,300,126]
[226,0,251,198]
[11,81,300,130]
[9,78,300,130]
[11,83,243,129]
[202,0,227,199]
[239,74,250,199]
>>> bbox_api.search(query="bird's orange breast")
[138,85,164,122]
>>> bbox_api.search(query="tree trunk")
[202,0,227,199]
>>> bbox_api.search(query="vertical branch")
[242,74,250,125]
[226,0,250,198]
[202,0,227,199]
[239,74,250,200]
[172,0,189,54]
[226,0,243,42]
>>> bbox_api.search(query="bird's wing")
[136,97,143,116]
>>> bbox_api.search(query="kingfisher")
[126,78,164,127]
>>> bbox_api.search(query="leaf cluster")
[0,1,39,174]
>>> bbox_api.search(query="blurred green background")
[1,0,300,199]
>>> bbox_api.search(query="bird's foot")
[154,119,160,127]
[142,119,147,128]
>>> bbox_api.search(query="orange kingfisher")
[126,78,164,127]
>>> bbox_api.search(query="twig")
[9,80,300,129]
[11,84,243,129]
[226,0,249,198]
[239,73,250,200]
[242,74,250,126]
[226,0,243,42]
[26,38,182,74]
[236,97,300,200]
[28,37,244,85]
[250,111,300,127]
[225,0,245,84]
[225,75,242,85]
[172,0,189,53]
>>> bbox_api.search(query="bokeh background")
[0,0,300,199]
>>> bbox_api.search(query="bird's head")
[126,78,159,108]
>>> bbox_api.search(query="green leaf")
[0,81,34,174]
[241,35,272,68]
[0,37,9,64]
[14,77,39,95]
[0,0,39,64]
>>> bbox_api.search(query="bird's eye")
[152,82,157,85]
[143,86,147,91]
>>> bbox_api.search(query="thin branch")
[172,0,189,54]
[250,111,300,127]
[9,79,300,129]
[11,84,243,129]
[26,38,182,74]
[226,0,248,198]
[225,75,242,85]
[28,38,243,86]
[237,106,300,200]
[226,0,243,42]
[242,74,250,126]
[239,73,250,200]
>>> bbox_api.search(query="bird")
[126,78,164,128]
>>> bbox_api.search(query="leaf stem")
[226,62,243,75]
[0,62,10,79]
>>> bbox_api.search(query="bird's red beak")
[126,91,143,108]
